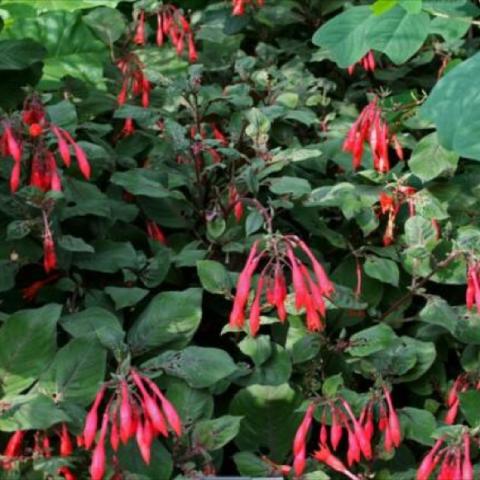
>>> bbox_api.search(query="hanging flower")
[343,97,403,173]
[229,235,334,335]
[82,369,182,478]
[347,51,376,75]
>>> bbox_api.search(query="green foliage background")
[0,0,480,478]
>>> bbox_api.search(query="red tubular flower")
[59,423,73,457]
[293,404,315,457]
[211,123,228,145]
[416,438,444,480]
[462,434,473,480]
[58,128,90,179]
[43,218,57,274]
[144,376,182,436]
[249,274,264,337]
[90,413,109,480]
[229,241,261,328]
[292,403,315,476]
[133,10,146,45]
[3,430,25,460]
[330,408,343,451]
[22,272,61,302]
[51,125,71,167]
[466,262,480,314]
[156,13,164,46]
[383,387,401,448]
[187,33,198,63]
[228,185,243,222]
[146,220,167,245]
[120,380,133,444]
[83,386,106,449]
[29,123,43,137]
[131,370,168,437]
[314,445,361,480]
[110,412,120,451]
[58,466,77,480]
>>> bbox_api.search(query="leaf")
[196,260,232,294]
[459,390,480,428]
[192,415,242,451]
[233,452,270,477]
[1,0,122,11]
[399,407,436,445]
[0,39,46,69]
[404,216,438,247]
[60,307,125,353]
[73,240,137,273]
[347,324,398,357]
[371,0,398,15]
[364,256,400,286]
[269,177,312,197]
[58,235,94,253]
[239,335,272,366]
[83,6,126,44]
[312,6,372,68]
[409,133,459,181]
[105,287,148,309]
[117,438,173,480]
[0,304,61,395]
[127,289,203,354]
[38,338,106,406]
[229,383,304,462]
[366,6,430,64]
[419,297,457,334]
[142,347,237,389]
[164,379,213,424]
[0,394,69,431]
[2,11,108,84]
[421,52,480,161]
[111,169,173,199]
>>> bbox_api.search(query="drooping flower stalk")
[229,235,334,334]
[1,95,90,193]
[343,97,403,173]
[82,369,182,479]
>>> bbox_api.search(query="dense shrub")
[0,0,479,478]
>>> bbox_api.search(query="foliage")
[0,0,479,478]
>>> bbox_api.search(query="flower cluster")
[417,434,473,480]
[377,184,416,246]
[83,369,181,480]
[232,0,265,16]
[1,95,90,193]
[117,53,151,110]
[133,5,197,62]
[347,51,376,75]
[293,387,401,477]
[2,424,75,479]
[229,235,334,336]
[343,97,403,173]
